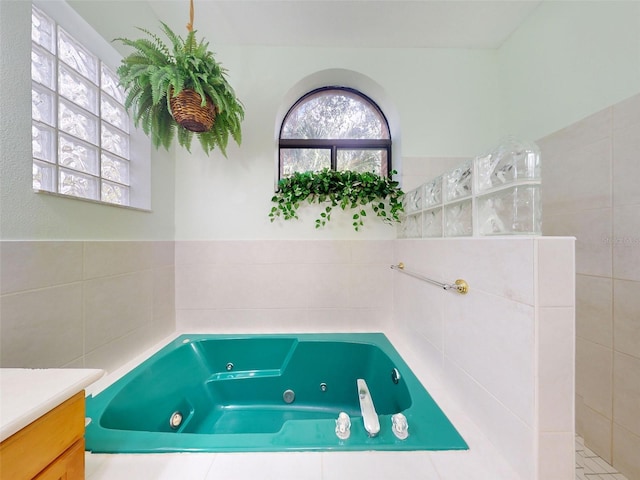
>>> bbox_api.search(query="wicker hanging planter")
[115,0,244,155]
[168,1,217,134]
[169,88,217,133]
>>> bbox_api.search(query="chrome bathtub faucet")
[356,379,380,437]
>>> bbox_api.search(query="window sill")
[34,189,152,213]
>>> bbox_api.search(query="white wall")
[6,0,639,241]
[0,0,175,241]
[173,1,640,241]
[53,1,640,243]
[499,0,640,141]
[64,0,507,241]
[172,46,505,240]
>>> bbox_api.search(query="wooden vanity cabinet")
[0,391,85,480]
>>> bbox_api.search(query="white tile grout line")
[575,435,629,480]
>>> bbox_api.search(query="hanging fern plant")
[115,1,244,156]
[269,169,404,231]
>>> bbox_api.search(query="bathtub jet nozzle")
[283,389,296,404]
[391,368,401,384]
[169,411,183,430]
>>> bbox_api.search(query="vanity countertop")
[0,368,104,442]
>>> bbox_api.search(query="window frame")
[278,87,392,182]
[30,1,151,211]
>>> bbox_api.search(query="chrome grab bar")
[390,262,469,295]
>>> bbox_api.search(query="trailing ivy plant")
[269,169,404,231]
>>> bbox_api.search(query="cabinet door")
[0,391,85,480]
[34,439,84,480]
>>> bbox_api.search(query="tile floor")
[575,435,628,480]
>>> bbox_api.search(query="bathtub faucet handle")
[335,412,351,440]
[391,413,409,440]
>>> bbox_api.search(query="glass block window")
[31,5,131,206]
[279,87,391,180]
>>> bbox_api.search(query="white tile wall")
[175,240,393,333]
[613,279,640,358]
[537,238,576,307]
[83,241,155,279]
[0,241,175,372]
[576,338,613,420]
[576,398,613,465]
[576,275,613,347]
[545,209,612,278]
[613,352,640,438]
[543,141,612,215]
[540,92,640,480]
[539,432,576,480]
[613,425,640,479]
[0,283,84,367]
[392,237,576,480]
[613,205,640,282]
[445,290,536,424]
[0,241,83,294]
[538,307,575,433]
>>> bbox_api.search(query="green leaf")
[268,169,404,232]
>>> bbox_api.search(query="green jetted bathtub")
[85,333,467,453]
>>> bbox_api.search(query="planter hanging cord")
[186,0,195,32]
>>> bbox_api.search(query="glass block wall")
[31,5,131,205]
[399,137,541,238]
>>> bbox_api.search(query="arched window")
[279,87,391,180]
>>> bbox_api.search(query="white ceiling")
[70,0,542,49]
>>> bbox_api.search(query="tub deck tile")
[86,453,217,480]
[205,452,322,480]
